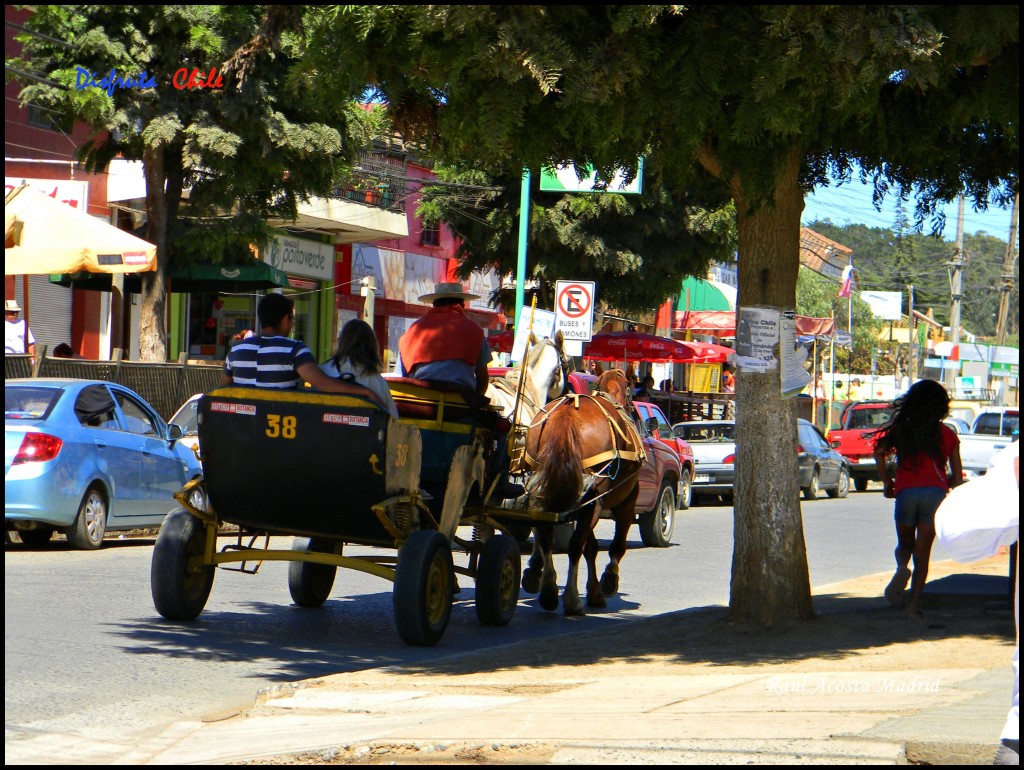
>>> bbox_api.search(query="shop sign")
[262,235,334,281]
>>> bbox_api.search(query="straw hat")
[418,281,479,304]
[5,299,21,312]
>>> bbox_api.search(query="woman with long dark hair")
[321,319,399,419]
[871,379,963,620]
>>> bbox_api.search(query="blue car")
[5,379,205,549]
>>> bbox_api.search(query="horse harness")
[521,391,647,472]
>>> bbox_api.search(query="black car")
[797,418,850,500]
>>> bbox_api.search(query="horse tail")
[534,404,584,513]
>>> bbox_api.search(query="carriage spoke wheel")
[151,508,215,621]
[394,530,454,646]
[475,535,521,627]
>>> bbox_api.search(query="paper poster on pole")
[510,308,556,363]
[734,306,780,371]
[780,311,812,398]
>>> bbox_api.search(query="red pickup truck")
[565,372,690,547]
[827,400,893,492]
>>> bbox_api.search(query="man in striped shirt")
[220,293,383,406]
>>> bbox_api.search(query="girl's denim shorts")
[894,486,947,527]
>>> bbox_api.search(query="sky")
[802,178,1018,246]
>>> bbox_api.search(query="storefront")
[259,232,337,361]
[338,243,503,370]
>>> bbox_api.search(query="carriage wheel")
[288,537,338,607]
[475,535,521,627]
[394,530,454,646]
[151,508,215,621]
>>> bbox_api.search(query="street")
[5,489,953,756]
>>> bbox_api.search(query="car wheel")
[802,469,819,501]
[65,487,107,550]
[827,466,850,499]
[151,508,215,621]
[639,481,676,547]
[186,480,208,512]
[17,527,55,546]
[854,475,870,493]
[677,469,693,510]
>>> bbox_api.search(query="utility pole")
[944,197,964,392]
[907,283,916,384]
[992,193,1019,406]
[994,192,1019,347]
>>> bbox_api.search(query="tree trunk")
[138,144,168,363]
[728,151,815,625]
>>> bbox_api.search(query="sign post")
[554,280,595,357]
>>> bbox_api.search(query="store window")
[282,281,318,355]
[186,292,259,361]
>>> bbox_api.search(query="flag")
[838,264,854,298]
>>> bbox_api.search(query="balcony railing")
[333,182,403,212]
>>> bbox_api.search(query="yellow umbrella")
[4,184,157,275]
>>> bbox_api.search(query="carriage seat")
[388,376,510,434]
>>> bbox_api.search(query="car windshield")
[170,399,200,435]
[848,408,891,429]
[974,412,1019,437]
[4,386,60,419]
[674,423,735,442]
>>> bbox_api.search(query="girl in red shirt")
[871,379,963,620]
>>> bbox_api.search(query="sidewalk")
[62,555,1024,765]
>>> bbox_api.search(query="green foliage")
[418,160,737,314]
[9,5,373,265]
[796,267,882,372]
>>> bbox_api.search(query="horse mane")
[535,405,584,512]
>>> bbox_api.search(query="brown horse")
[520,368,644,615]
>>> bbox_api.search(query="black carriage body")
[198,387,399,545]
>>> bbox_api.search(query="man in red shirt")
[397,282,491,394]
[397,282,521,500]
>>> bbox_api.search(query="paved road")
[5,489,945,752]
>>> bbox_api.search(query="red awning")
[673,311,835,338]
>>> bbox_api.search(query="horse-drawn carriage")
[150,336,649,645]
[149,376,570,646]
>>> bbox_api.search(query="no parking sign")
[554,280,595,343]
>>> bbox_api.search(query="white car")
[169,393,202,459]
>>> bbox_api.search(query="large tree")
[276,6,1019,625]
[9,6,385,361]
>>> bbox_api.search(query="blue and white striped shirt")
[224,335,316,389]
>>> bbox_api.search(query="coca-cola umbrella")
[584,331,703,363]
[683,340,735,364]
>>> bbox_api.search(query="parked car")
[796,418,850,500]
[825,400,892,491]
[943,417,972,435]
[971,407,1019,438]
[5,379,205,549]
[632,400,694,509]
[169,393,202,457]
[563,371,685,547]
[671,419,736,503]
[945,408,1017,479]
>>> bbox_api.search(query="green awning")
[50,261,291,293]
[675,276,735,312]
